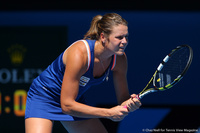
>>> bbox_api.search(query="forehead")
[111,24,128,35]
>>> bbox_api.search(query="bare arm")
[112,53,142,112]
[60,41,128,121]
[113,53,130,104]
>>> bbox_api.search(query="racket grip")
[123,105,128,109]
[135,94,140,100]
[123,94,140,109]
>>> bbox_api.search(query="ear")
[100,32,106,43]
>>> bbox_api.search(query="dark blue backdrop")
[0,11,200,132]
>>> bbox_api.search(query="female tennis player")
[25,13,141,133]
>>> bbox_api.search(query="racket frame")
[137,45,193,100]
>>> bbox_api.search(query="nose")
[122,36,128,45]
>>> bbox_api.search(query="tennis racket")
[128,45,193,101]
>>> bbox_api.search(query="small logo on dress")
[79,76,90,87]
[7,44,26,66]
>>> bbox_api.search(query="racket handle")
[123,105,128,109]
[123,94,140,109]
[135,94,140,100]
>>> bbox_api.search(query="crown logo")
[7,44,27,65]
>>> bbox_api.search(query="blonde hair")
[84,13,128,40]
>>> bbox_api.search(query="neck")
[94,40,113,62]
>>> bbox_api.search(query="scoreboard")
[0,26,67,132]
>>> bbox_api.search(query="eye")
[116,35,129,40]
[125,35,128,40]
[116,36,124,40]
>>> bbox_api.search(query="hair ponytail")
[84,13,128,40]
[84,15,102,40]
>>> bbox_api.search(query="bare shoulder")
[113,53,128,72]
[117,53,127,62]
[63,40,88,66]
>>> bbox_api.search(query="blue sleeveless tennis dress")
[25,40,116,121]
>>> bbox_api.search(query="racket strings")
[137,45,193,99]
[156,47,190,88]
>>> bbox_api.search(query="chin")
[115,51,125,56]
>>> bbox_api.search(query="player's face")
[107,24,128,55]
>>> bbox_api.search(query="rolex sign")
[0,26,67,132]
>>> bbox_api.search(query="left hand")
[123,94,142,112]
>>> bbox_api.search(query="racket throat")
[139,88,158,99]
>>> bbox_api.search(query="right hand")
[123,94,142,112]
[107,105,129,122]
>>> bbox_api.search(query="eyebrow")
[116,33,129,37]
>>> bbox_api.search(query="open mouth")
[119,43,127,50]
[119,47,125,50]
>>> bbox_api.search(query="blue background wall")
[0,10,200,132]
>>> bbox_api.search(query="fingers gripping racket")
[129,45,193,101]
